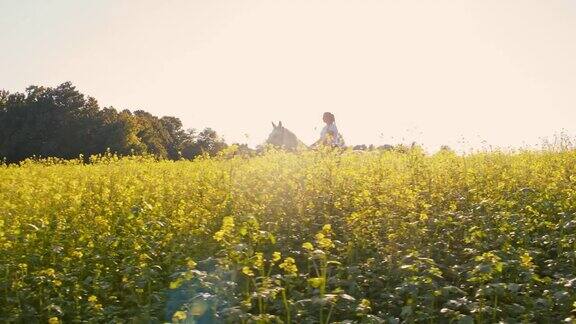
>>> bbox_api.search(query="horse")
[265,121,308,150]
[263,122,409,154]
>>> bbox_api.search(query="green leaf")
[457,315,474,324]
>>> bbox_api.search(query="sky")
[1,0,576,151]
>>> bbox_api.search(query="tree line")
[0,82,228,163]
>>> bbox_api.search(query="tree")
[160,116,188,159]
[181,128,227,159]
[0,82,226,163]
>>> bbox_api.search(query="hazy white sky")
[1,0,576,151]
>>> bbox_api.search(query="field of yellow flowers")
[1,147,576,323]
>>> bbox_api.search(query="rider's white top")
[320,123,343,147]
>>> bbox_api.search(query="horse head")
[265,121,306,150]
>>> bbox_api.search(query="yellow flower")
[186,258,197,269]
[42,268,56,277]
[88,295,98,303]
[253,252,264,270]
[241,298,252,308]
[48,317,60,324]
[279,257,298,275]
[360,298,371,308]
[213,230,225,242]
[318,237,335,249]
[520,252,533,268]
[242,266,255,277]
[213,216,235,242]
[53,279,62,287]
[222,216,235,228]
[139,253,151,262]
[170,278,184,289]
[302,242,314,251]
[307,277,325,288]
[322,224,332,233]
[272,251,282,262]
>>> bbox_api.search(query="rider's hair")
[323,112,335,123]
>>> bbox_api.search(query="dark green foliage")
[0,82,227,163]
[181,128,228,159]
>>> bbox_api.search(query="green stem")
[319,258,327,324]
[245,278,251,311]
[147,275,152,307]
[281,289,291,324]
[266,265,273,277]
[311,259,321,277]
[492,294,498,322]
[4,266,8,303]
[258,296,263,316]
[325,303,335,324]
[478,298,483,324]
[251,277,263,316]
